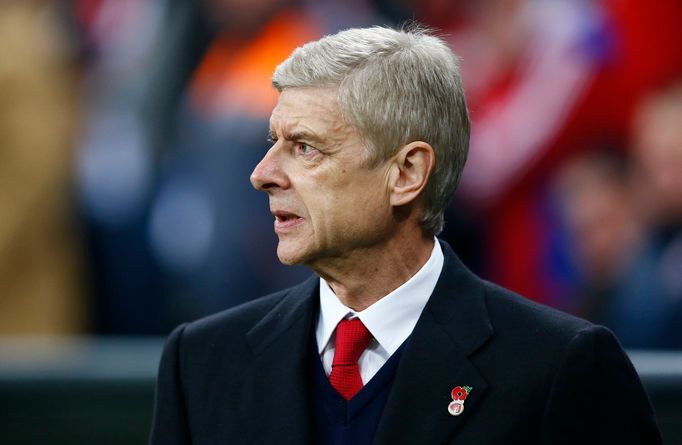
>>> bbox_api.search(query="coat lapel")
[373,242,493,445]
[246,276,319,445]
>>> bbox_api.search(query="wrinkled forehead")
[269,87,347,137]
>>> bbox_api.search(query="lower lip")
[274,217,305,232]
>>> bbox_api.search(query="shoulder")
[481,279,592,341]
[166,276,316,355]
[471,278,625,379]
[478,281,659,442]
[438,239,595,348]
[185,288,290,338]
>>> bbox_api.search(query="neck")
[312,231,435,311]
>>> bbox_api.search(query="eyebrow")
[269,128,324,144]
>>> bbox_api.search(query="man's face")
[250,87,394,267]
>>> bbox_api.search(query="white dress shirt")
[315,239,444,384]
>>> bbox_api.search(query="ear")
[388,141,435,207]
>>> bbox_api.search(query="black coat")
[149,241,661,444]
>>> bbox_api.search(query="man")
[149,26,660,444]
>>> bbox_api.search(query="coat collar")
[244,240,493,445]
[373,240,493,445]
[246,276,319,445]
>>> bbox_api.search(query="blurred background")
[1,0,681,443]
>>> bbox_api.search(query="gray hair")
[272,25,470,235]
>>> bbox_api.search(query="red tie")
[329,318,373,400]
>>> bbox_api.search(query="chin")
[276,254,300,266]
[276,242,310,266]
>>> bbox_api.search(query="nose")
[250,145,289,192]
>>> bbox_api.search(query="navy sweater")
[310,341,405,445]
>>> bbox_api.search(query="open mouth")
[272,210,304,230]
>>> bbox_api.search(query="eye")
[295,142,317,156]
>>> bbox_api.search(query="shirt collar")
[316,239,444,355]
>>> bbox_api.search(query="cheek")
[303,168,390,235]
[328,184,391,232]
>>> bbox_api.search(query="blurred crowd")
[1,0,681,349]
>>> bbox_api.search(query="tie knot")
[332,318,372,366]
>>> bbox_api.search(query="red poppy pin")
[448,386,472,416]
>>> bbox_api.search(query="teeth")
[275,213,300,222]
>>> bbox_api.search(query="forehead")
[269,87,350,139]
